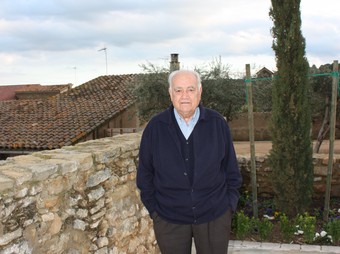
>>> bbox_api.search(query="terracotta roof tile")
[0,75,137,151]
[0,84,72,101]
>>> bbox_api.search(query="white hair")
[168,70,201,89]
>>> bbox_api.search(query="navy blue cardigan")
[136,105,242,224]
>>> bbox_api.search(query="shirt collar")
[173,107,200,125]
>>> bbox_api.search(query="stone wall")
[0,134,157,254]
[239,153,340,198]
[1,133,340,253]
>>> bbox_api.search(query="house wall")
[1,133,340,253]
[80,105,139,142]
[229,112,340,141]
[106,106,138,129]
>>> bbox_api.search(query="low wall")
[1,133,340,254]
[229,112,272,141]
[229,112,340,141]
[0,134,157,254]
[239,153,340,198]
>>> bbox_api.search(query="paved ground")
[191,240,340,253]
[228,240,340,253]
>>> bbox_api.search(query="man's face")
[169,72,202,120]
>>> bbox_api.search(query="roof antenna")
[98,47,108,75]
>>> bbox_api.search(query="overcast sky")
[0,0,339,86]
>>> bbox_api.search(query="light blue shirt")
[174,107,200,140]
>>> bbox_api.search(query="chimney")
[170,53,180,72]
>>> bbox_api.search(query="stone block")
[28,164,58,181]
[87,186,105,202]
[0,175,15,192]
[49,214,62,235]
[86,169,111,188]
[0,166,33,186]
[0,228,22,246]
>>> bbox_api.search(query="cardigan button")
[184,172,188,176]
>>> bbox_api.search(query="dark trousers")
[152,209,232,254]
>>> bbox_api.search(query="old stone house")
[0,75,141,159]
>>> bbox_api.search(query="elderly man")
[137,69,242,254]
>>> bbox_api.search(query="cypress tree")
[269,0,313,217]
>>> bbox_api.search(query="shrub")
[279,213,296,242]
[253,217,273,241]
[326,218,340,244]
[296,213,316,244]
[234,211,252,240]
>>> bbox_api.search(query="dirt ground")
[234,140,340,155]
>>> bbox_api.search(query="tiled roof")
[256,67,274,77]
[15,84,72,94]
[0,75,137,151]
[0,84,72,101]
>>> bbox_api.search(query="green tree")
[252,79,273,112]
[131,58,244,123]
[198,57,244,121]
[129,63,170,124]
[269,0,313,217]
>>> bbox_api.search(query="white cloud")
[0,0,339,85]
